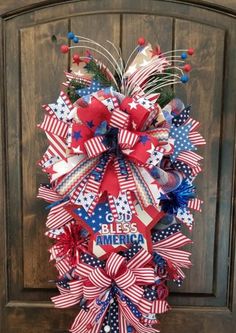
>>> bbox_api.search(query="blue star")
[76,80,104,97]
[170,124,196,162]
[139,135,150,144]
[74,201,111,232]
[86,120,94,128]
[73,130,82,141]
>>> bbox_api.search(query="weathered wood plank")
[171,20,225,302]
[122,14,173,61]
[21,20,69,289]
[70,14,120,71]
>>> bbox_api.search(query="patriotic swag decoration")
[38,33,205,333]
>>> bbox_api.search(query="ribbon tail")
[52,280,83,308]
[119,309,128,333]
[129,163,157,207]
[127,248,152,269]
[150,300,170,314]
[118,297,160,333]
[37,185,62,202]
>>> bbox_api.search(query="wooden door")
[0,1,235,332]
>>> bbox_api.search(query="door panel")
[1,1,235,332]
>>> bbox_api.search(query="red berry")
[73,53,81,64]
[137,37,146,46]
[183,64,192,72]
[187,48,195,55]
[60,44,69,54]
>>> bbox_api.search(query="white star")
[147,143,156,155]
[128,101,138,109]
[72,145,83,154]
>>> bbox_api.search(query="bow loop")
[115,268,136,290]
[118,129,139,150]
[127,248,152,269]
[74,262,94,278]
[106,252,126,277]
[110,109,130,129]
[88,267,112,288]
[83,283,105,300]
[84,135,108,158]
[132,267,155,285]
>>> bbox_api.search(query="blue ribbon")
[117,157,128,177]
[95,284,142,322]
[90,154,110,182]
[153,252,166,268]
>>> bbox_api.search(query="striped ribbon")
[68,250,156,333]
[52,248,169,333]
[84,129,139,158]
[38,114,69,138]
[110,109,130,129]
[153,232,192,279]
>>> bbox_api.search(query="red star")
[44,165,58,175]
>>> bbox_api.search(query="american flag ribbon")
[108,194,119,220]
[191,165,202,176]
[150,300,170,314]
[84,128,139,158]
[114,158,137,192]
[46,200,73,229]
[109,109,130,129]
[108,191,136,220]
[37,186,61,202]
[118,297,160,333]
[63,71,92,87]
[189,131,206,145]
[38,114,69,138]
[101,96,120,111]
[129,163,158,207]
[70,301,102,333]
[45,132,68,160]
[184,117,200,131]
[84,136,107,158]
[118,129,139,149]
[177,150,203,167]
[52,279,83,308]
[188,198,203,211]
[153,232,192,279]
[55,258,71,275]
[83,155,112,195]
[42,91,74,120]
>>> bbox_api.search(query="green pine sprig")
[67,79,87,103]
[84,60,114,87]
